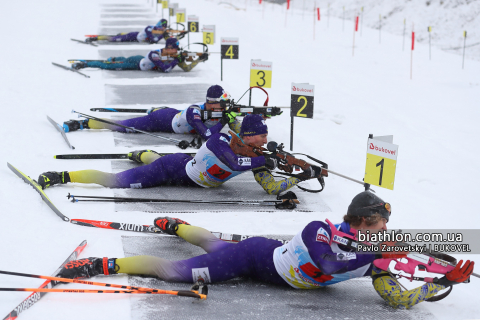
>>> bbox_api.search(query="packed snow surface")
[0,0,479,319]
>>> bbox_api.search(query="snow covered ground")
[0,0,479,319]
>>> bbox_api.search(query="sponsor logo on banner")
[251,62,272,69]
[369,143,396,156]
[316,227,330,243]
[221,37,239,44]
[333,235,349,246]
[292,86,314,94]
[192,267,211,283]
[336,252,356,260]
[238,158,251,166]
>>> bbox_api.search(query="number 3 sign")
[364,137,398,190]
[250,60,272,88]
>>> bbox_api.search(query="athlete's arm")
[185,107,225,140]
[252,167,301,195]
[302,221,376,275]
[228,120,241,134]
[177,59,201,72]
[371,267,446,309]
[207,134,265,171]
[145,26,164,43]
[148,50,179,73]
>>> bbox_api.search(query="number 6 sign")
[364,137,399,190]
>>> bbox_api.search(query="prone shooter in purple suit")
[71,38,207,72]
[86,19,173,44]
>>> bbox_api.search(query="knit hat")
[206,85,225,102]
[165,37,179,49]
[347,191,391,222]
[156,19,168,28]
[240,114,268,137]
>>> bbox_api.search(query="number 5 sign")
[364,136,399,190]
[250,60,272,88]
[202,25,215,45]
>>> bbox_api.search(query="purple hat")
[165,37,179,49]
[206,85,225,102]
[240,114,268,137]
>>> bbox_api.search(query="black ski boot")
[57,257,118,279]
[85,37,98,43]
[63,119,89,132]
[154,217,190,236]
[37,171,70,189]
[71,62,87,70]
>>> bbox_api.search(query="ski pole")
[67,194,299,206]
[0,270,207,297]
[54,153,196,160]
[0,287,206,298]
[71,110,201,149]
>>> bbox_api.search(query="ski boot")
[154,217,190,236]
[128,150,161,164]
[63,119,89,132]
[37,171,70,189]
[57,257,118,279]
[71,62,87,70]
[85,37,98,43]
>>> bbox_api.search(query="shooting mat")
[101,14,157,19]
[121,235,434,320]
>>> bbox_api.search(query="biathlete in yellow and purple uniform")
[62,85,241,141]
[38,114,317,194]
[57,192,474,309]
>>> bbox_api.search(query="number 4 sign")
[364,136,399,190]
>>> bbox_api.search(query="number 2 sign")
[290,83,314,118]
[364,137,398,190]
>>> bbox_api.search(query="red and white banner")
[355,16,359,31]
[411,32,415,50]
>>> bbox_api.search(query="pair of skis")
[51,62,89,78]
[2,240,87,320]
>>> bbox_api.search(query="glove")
[435,260,474,286]
[220,111,239,125]
[264,154,279,170]
[295,165,323,180]
[176,52,185,63]
[199,53,209,62]
[375,241,409,260]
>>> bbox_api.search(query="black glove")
[199,53,209,62]
[176,52,185,63]
[264,154,279,170]
[295,165,323,180]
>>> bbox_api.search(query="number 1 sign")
[364,136,398,190]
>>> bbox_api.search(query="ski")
[7,163,70,222]
[2,240,87,320]
[70,38,97,47]
[51,62,90,78]
[70,219,289,244]
[54,152,196,160]
[90,107,149,113]
[46,116,75,150]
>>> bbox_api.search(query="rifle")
[325,219,479,300]
[229,132,328,193]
